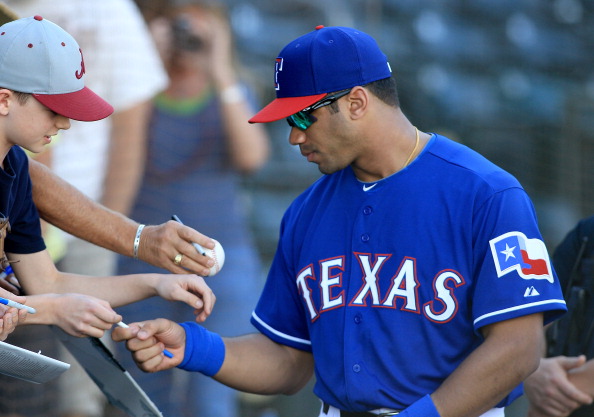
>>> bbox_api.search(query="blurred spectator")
[114,0,270,416]
[2,1,168,417]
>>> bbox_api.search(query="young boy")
[0,15,215,338]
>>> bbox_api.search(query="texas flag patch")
[489,231,554,283]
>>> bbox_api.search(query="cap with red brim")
[0,16,114,122]
[33,87,114,122]
[248,25,392,125]
[248,93,326,124]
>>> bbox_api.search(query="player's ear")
[346,86,368,120]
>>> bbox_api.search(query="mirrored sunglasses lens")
[287,112,312,130]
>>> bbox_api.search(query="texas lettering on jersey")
[295,253,465,324]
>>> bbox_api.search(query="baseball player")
[114,26,567,417]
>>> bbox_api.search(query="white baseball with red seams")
[206,239,225,276]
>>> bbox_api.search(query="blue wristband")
[400,395,440,417]
[177,322,225,376]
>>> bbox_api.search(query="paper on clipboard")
[50,326,163,417]
[0,339,70,383]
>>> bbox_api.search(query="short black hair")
[327,76,400,113]
[365,76,400,108]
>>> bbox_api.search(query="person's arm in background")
[568,359,594,396]
[207,9,270,174]
[524,216,594,417]
[29,158,215,276]
[100,100,152,215]
[524,355,593,417]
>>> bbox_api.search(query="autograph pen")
[116,321,174,358]
[171,214,207,256]
[0,296,36,314]
[0,265,22,293]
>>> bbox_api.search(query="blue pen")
[117,321,174,358]
[0,265,13,280]
[0,296,36,314]
[0,265,22,292]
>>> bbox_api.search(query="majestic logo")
[75,48,86,80]
[274,57,283,91]
[489,231,553,283]
[362,183,377,192]
[524,286,540,297]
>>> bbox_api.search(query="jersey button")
[353,364,361,372]
[363,206,373,215]
[361,234,370,242]
[354,314,362,324]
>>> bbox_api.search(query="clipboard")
[0,338,70,383]
[50,326,164,417]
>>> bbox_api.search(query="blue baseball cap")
[249,25,392,123]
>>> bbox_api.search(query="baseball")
[206,239,225,276]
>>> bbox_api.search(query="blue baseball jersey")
[251,134,566,412]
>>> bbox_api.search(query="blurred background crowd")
[1,0,594,416]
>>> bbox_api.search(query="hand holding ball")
[171,215,225,276]
[205,239,225,276]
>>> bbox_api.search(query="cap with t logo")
[249,25,392,124]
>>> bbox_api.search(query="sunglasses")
[286,88,352,131]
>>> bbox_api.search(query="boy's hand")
[112,318,185,372]
[0,306,26,341]
[51,293,121,338]
[0,272,21,295]
[153,274,215,322]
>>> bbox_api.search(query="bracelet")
[219,83,244,104]
[178,322,225,376]
[133,224,145,260]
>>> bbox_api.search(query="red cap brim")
[33,86,114,122]
[248,93,326,123]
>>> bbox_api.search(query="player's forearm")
[431,314,544,417]
[215,333,314,395]
[29,158,138,257]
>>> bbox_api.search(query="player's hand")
[0,306,26,341]
[153,274,216,322]
[525,356,593,417]
[137,222,215,276]
[112,318,185,372]
[46,293,122,338]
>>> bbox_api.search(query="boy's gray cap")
[0,15,113,121]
